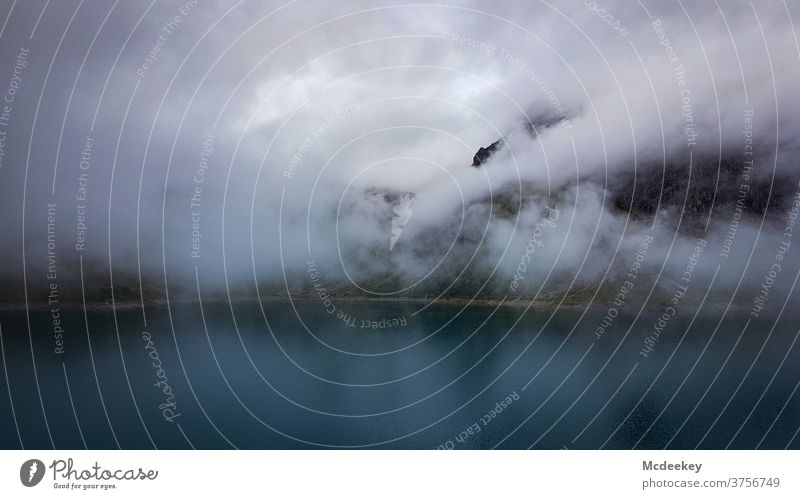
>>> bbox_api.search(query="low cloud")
[0,0,798,305]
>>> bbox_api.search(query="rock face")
[362,186,418,251]
[471,140,503,167]
[608,158,785,228]
[467,110,787,226]
[470,111,570,168]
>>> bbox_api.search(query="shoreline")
[0,293,747,313]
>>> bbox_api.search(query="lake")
[1,300,798,449]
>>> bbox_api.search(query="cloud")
[0,0,798,305]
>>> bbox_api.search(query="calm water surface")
[1,300,798,449]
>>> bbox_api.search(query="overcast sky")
[0,0,798,302]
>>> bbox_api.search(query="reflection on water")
[1,300,798,449]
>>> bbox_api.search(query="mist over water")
[0,0,797,302]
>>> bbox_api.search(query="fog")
[0,0,798,305]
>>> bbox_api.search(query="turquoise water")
[1,300,798,449]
